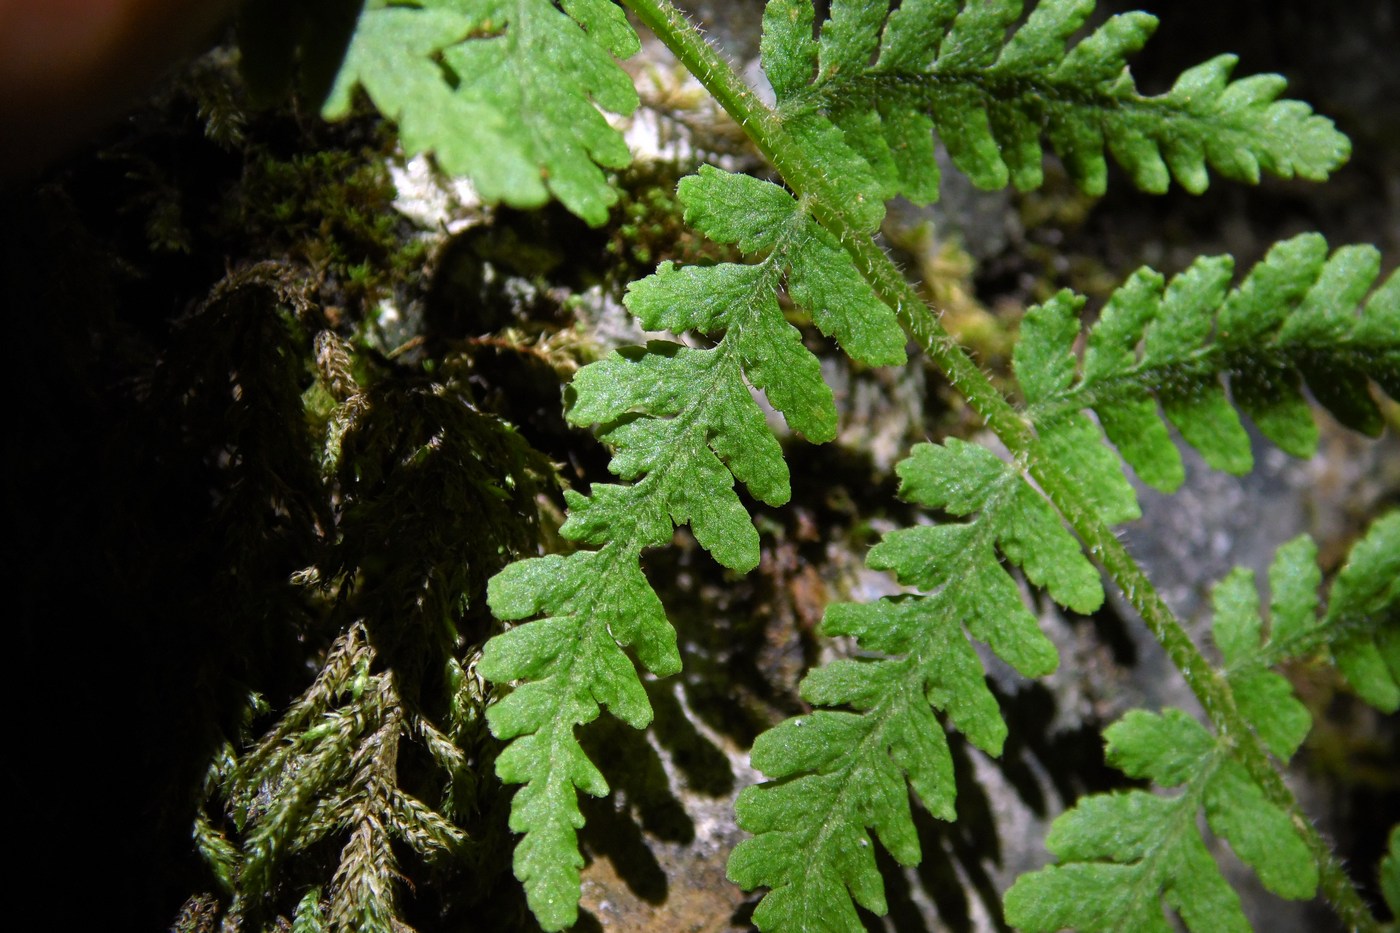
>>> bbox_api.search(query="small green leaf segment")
[397,0,1400,928]
[1325,513,1400,712]
[323,0,642,225]
[1005,522,1398,931]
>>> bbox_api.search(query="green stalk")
[619,0,1380,928]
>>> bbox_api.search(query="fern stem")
[622,1,1381,927]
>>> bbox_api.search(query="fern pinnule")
[1324,513,1400,711]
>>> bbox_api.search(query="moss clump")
[228,148,427,305]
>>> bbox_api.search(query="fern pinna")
[254,0,1396,930]
[727,437,1104,929]
[1004,519,1399,931]
[755,0,1347,210]
[1018,234,1400,501]
[480,164,906,928]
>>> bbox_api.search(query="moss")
[227,147,425,305]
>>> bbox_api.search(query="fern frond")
[760,0,1350,202]
[480,163,908,929]
[1005,517,1399,931]
[322,0,640,224]
[1015,234,1398,514]
[727,438,1102,931]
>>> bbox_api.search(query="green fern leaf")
[729,439,1101,930]
[482,547,677,929]
[761,0,1350,202]
[762,0,817,103]
[1018,234,1398,501]
[1015,290,1142,524]
[481,162,914,927]
[890,440,1103,615]
[1005,706,1315,932]
[1007,784,1244,933]
[568,343,783,566]
[1214,537,1316,758]
[761,0,892,230]
[1004,522,1400,930]
[323,0,639,224]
